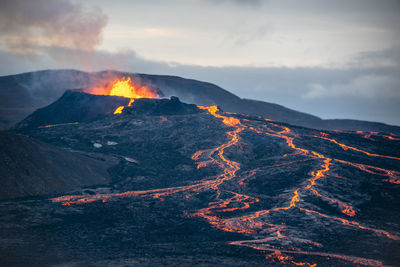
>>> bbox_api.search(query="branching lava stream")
[51,105,400,266]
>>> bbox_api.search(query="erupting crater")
[87,77,160,114]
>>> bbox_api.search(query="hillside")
[0,131,115,199]
[1,92,399,266]
[1,69,399,134]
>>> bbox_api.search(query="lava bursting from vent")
[89,77,158,114]
[50,104,400,266]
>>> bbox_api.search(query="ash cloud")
[0,0,108,54]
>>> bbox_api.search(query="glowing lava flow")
[38,122,79,128]
[356,131,400,141]
[50,105,400,266]
[222,119,398,266]
[197,105,241,127]
[315,135,400,161]
[51,105,244,207]
[89,77,158,114]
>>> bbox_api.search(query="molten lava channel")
[50,103,400,266]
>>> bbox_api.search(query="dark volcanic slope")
[2,93,399,266]
[14,90,130,129]
[0,131,115,200]
[14,91,202,130]
[1,69,399,134]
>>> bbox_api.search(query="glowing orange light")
[87,77,158,115]
[38,122,79,128]
[197,105,240,126]
[108,77,156,99]
[51,103,400,266]
[113,106,124,114]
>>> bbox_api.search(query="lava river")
[51,104,400,266]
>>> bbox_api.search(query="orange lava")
[356,131,400,142]
[113,106,124,114]
[315,135,400,161]
[88,77,158,115]
[50,105,400,266]
[38,122,79,128]
[88,77,157,99]
[197,105,241,127]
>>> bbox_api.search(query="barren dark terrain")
[0,91,399,266]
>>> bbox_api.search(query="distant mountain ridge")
[1,69,399,134]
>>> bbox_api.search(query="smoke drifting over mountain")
[0,0,107,55]
[0,0,399,126]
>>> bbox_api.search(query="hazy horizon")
[1,0,399,125]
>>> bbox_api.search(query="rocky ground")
[0,93,399,266]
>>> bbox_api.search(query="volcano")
[1,69,400,135]
[0,77,399,266]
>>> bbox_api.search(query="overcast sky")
[1,0,399,125]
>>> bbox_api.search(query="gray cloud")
[206,0,263,6]
[0,0,399,125]
[1,44,399,125]
[304,74,400,99]
[350,47,400,68]
[0,0,107,54]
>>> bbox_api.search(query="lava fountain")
[88,77,159,114]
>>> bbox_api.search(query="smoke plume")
[0,0,108,55]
